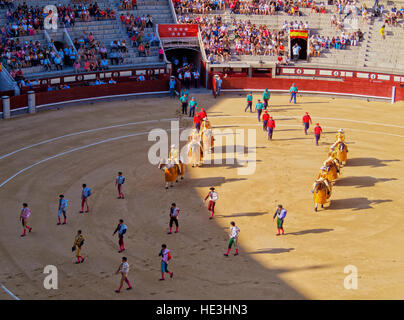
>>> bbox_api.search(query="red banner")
[158,24,198,38]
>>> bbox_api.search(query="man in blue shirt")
[245,91,253,112]
[169,76,176,98]
[113,219,127,253]
[57,194,68,225]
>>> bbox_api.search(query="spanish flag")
[290,29,308,39]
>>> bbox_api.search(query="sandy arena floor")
[0,93,403,300]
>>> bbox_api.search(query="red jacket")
[268,119,275,128]
[193,116,201,124]
[262,113,270,121]
[303,115,311,123]
[314,126,322,134]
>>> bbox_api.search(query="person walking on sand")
[20,203,32,237]
[302,112,312,135]
[159,244,174,280]
[273,204,287,236]
[262,110,270,132]
[80,184,92,213]
[255,99,264,122]
[57,194,68,225]
[204,187,218,219]
[224,221,240,257]
[115,257,132,293]
[267,116,276,140]
[72,230,85,264]
[113,219,127,253]
[314,123,323,146]
[168,203,180,234]
[115,172,126,199]
[262,88,271,110]
[289,83,298,104]
[245,91,253,112]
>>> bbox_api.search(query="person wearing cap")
[57,195,68,225]
[267,116,276,140]
[189,97,197,117]
[204,187,218,219]
[193,114,202,132]
[262,110,270,132]
[255,99,264,122]
[302,112,312,135]
[314,123,323,146]
[262,88,271,109]
[169,76,176,98]
[289,83,298,104]
[245,91,253,112]
[179,92,188,115]
[273,204,287,236]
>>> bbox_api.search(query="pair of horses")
[158,125,215,189]
[312,133,349,211]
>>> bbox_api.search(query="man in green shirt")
[189,97,197,117]
[180,93,188,115]
[289,83,298,104]
[262,88,270,109]
[245,91,253,112]
[255,99,264,122]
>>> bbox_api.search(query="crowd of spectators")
[233,19,287,56]
[120,12,160,58]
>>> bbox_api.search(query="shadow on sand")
[330,198,392,211]
[286,228,334,236]
[334,176,398,188]
[347,157,400,168]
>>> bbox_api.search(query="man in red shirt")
[302,112,312,135]
[314,123,323,146]
[193,115,201,132]
[262,110,270,132]
[267,116,276,140]
[198,108,207,121]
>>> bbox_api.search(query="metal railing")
[167,0,178,23]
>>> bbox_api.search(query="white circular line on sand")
[0,119,178,161]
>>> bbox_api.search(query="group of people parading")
[312,129,349,211]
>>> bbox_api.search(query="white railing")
[155,24,170,65]
[198,28,208,63]
[0,64,20,95]
[167,0,178,23]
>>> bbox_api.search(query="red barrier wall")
[32,78,169,109]
[217,77,396,100]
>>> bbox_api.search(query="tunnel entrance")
[165,48,201,78]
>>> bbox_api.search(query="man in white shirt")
[224,221,240,256]
[204,187,218,219]
[115,257,132,293]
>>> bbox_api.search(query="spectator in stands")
[138,42,145,57]
[159,47,164,61]
[109,77,117,84]
[73,60,81,73]
[100,57,109,70]
[138,74,146,81]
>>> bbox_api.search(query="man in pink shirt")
[20,203,32,237]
